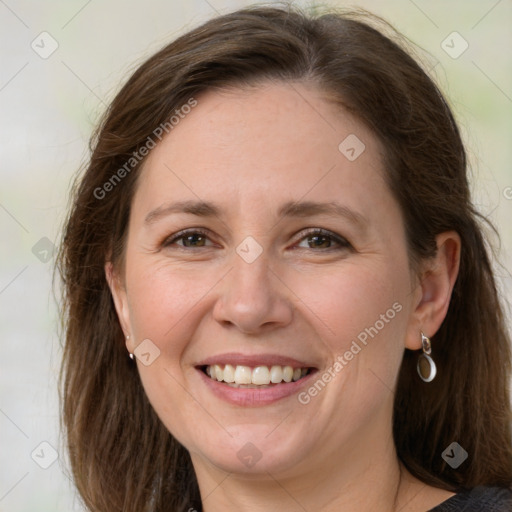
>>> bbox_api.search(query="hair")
[57,4,512,511]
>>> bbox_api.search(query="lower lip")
[197,368,316,407]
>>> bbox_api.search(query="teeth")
[223,364,235,383]
[252,366,270,385]
[234,365,252,384]
[214,364,223,382]
[205,364,309,385]
[270,365,283,383]
[283,366,293,383]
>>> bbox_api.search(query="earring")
[126,335,134,360]
[417,332,436,382]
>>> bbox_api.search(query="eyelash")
[162,227,351,252]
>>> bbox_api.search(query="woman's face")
[110,82,422,478]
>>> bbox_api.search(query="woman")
[57,5,512,511]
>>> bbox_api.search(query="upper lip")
[195,352,316,369]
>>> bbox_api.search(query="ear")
[105,261,134,354]
[405,231,461,350]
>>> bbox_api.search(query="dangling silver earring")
[126,335,134,360]
[417,332,436,382]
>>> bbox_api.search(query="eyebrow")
[144,199,367,228]
[277,200,367,228]
[144,200,220,224]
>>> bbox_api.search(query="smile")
[203,364,310,387]
[195,353,318,406]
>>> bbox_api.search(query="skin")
[107,81,461,511]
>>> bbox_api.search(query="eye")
[161,228,350,251]
[295,228,351,251]
[162,229,215,248]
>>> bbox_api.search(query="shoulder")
[430,486,512,512]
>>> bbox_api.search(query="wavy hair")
[57,5,512,511]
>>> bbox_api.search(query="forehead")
[133,81,389,219]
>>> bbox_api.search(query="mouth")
[200,364,312,388]
[194,355,318,406]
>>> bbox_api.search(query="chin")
[186,420,317,477]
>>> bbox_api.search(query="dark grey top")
[429,486,512,511]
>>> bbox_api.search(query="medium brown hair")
[57,5,512,511]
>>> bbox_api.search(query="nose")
[212,253,294,334]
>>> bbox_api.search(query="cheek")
[125,260,220,350]
[292,257,411,405]
[123,262,220,446]
[294,262,409,436]
[298,259,407,343]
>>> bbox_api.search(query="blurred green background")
[1,1,510,510]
